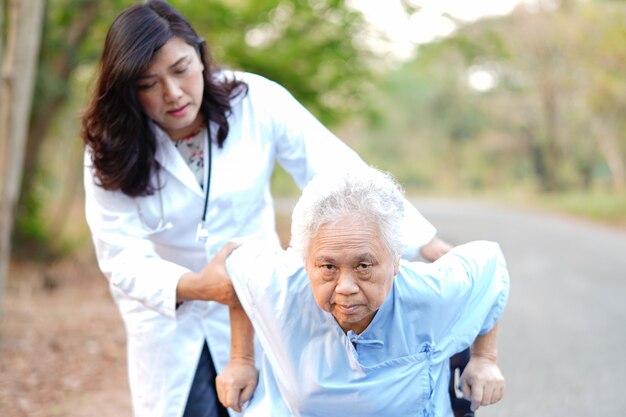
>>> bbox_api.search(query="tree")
[13,0,374,257]
[412,1,626,192]
[347,0,626,193]
[0,0,46,315]
[13,0,122,257]
[578,2,626,190]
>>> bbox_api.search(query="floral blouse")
[174,127,206,189]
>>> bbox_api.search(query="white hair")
[290,166,405,259]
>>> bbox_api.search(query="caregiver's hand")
[176,242,242,306]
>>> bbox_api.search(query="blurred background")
[1,0,625,416]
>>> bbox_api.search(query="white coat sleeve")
[83,151,187,319]
[258,77,436,257]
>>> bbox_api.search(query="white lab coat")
[83,72,437,417]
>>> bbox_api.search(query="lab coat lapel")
[152,123,204,198]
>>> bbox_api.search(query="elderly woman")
[217,167,510,416]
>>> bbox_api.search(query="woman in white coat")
[81,1,497,417]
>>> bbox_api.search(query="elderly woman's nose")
[335,271,359,294]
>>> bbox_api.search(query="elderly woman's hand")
[216,357,258,412]
[460,353,505,411]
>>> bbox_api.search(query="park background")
[1,0,626,416]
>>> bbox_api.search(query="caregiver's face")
[305,217,399,334]
[136,36,205,141]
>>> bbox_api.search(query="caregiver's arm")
[176,242,241,305]
[420,236,453,262]
[216,303,258,412]
[462,322,505,411]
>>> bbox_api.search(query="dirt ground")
[0,204,293,417]
[0,253,131,417]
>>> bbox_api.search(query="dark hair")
[82,0,247,196]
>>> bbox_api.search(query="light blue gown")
[226,240,510,417]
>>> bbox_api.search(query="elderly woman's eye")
[357,263,371,271]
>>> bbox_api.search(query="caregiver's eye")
[137,81,157,90]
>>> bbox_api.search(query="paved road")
[410,197,626,417]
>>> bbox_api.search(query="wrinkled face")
[305,217,400,334]
[136,36,205,140]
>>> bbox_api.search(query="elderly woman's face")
[305,217,400,334]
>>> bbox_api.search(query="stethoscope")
[136,124,212,243]
[195,124,212,242]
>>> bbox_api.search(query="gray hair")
[290,166,405,259]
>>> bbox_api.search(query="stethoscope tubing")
[201,123,212,223]
[135,123,212,237]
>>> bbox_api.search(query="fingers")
[239,379,257,406]
[206,241,242,306]
[464,378,484,411]
[217,241,243,260]
[215,363,258,412]
[227,385,243,412]
[215,374,228,408]
[461,370,505,411]
[492,382,505,404]
[216,373,243,412]
[474,382,496,411]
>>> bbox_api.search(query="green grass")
[525,190,626,230]
[461,187,626,231]
[406,185,626,232]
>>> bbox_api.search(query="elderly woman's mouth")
[334,304,360,315]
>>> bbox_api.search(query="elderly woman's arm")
[420,237,506,411]
[216,304,258,412]
[462,322,505,411]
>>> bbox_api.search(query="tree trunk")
[16,0,102,231]
[0,0,5,179]
[0,0,45,317]
[538,71,562,192]
[593,119,626,191]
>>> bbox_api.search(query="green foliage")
[352,0,626,195]
[17,0,626,260]
[14,0,376,257]
[36,0,374,136]
[14,189,47,244]
[13,0,128,257]
[172,0,372,125]
[33,0,124,113]
[529,190,626,229]
[348,38,498,191]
